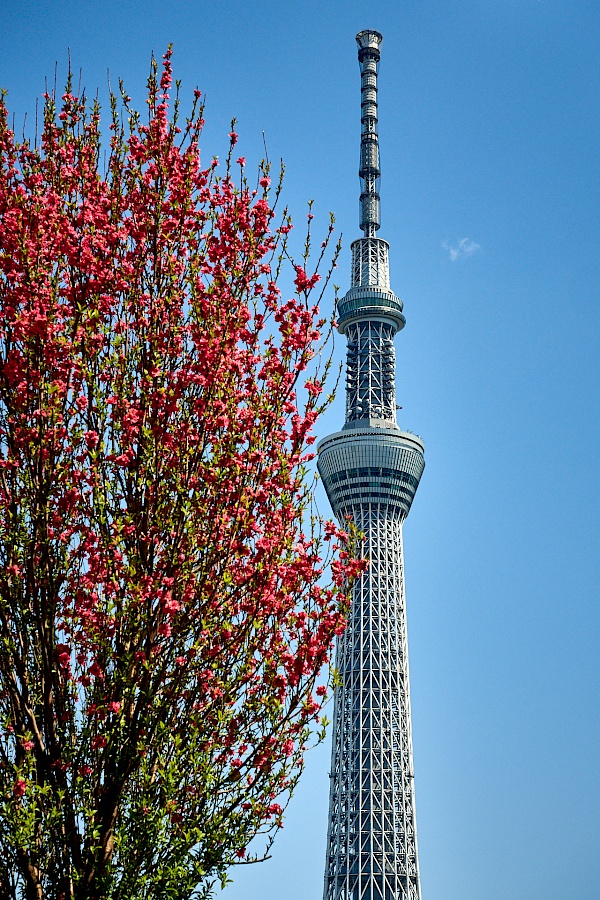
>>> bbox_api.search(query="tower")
[318,31,425,900]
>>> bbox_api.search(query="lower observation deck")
[317,426,425,521]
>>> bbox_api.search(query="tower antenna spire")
[356,29,383,238]
[318,31,426,900]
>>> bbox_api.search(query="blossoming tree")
[0,51,362,900]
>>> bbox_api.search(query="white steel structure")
[318,31,425,900]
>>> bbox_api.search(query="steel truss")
[322,503,421,900]
[345,320,397,424]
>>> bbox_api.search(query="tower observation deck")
[318,31,425,900]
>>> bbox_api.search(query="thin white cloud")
[442,237,481,262]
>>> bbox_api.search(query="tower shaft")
[318,30,425,900]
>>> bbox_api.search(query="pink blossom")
[13,779,27,798]
[56,643,71,668]
[88,661,104,679]
[294,265,321,293]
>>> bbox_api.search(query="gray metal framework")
[318,30,425,900]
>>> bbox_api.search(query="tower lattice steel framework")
[318,30,425,900]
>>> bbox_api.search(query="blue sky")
[2,2,599,898]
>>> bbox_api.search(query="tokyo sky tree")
[318,30,425,900]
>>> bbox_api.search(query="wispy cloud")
[442,237,481,262]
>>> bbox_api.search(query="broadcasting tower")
[318,30,425,900]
